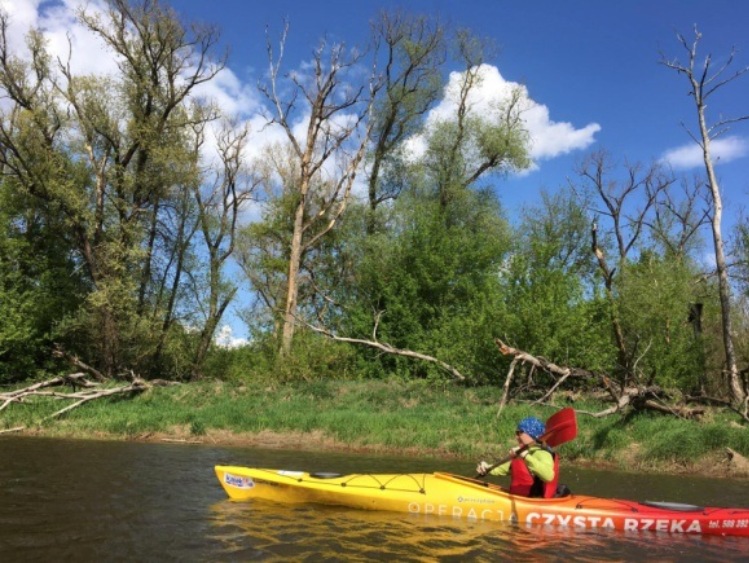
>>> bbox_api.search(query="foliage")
[615,253,709,390]
[6,380,748,475]
[0,182,85,382]
[498,189,613,373]
[0,5,746,411]
[0,2,227,379]
[323,188,512,382]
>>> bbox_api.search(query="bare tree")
[577,151,674,387]
[646,174,710,259]
[190,120,260,373]
[660,27,749,409]
[260,22,379,355]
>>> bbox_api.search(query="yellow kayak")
[215,466,749,537]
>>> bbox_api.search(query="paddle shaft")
[475,408,577,479]
[475,439,545,478]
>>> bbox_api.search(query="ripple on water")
[3,437,749,562]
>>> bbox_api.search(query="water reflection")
[207,496,749,562]
[209,499,510,561]
[2,436,749,562]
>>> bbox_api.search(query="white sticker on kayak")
[278,470,304,478]
[224,473,255,489]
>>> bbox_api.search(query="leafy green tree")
[615,252,710,391]
[0,1,224,377]
[577,151,675,387]
[571,150,730,397]
[366,11,445,231]
[0,181,85,382]
[498,188,612,373]
[418,33,530,209]
[730,218,749,386]
[292,29,533,381]
[327,188,512,381]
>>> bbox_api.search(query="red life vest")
[508,450,559,498]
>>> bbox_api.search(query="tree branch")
[304,322,466,381]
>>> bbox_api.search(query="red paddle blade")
[542,407,577,448]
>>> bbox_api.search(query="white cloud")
[4,0,120,77]
[661,136,749,170]
[3,1,260,117]
[408,64,600,167]
[214,325,248,349]
[191,67,262,118]
[0,0,42,52]
[522,100,602,159]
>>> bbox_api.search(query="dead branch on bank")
[0,372,174,433]
[304,320,466,381]
[494,338,706,420]
[496,358,519,417]
[684,394,749,424]
[52,347,108,381]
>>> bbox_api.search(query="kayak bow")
[215,466,749,537]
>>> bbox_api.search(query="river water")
[2,436,749,561]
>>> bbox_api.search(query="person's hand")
[476,460,491,476]
[510,446,528,459]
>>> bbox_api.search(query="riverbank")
[3,379,749,479]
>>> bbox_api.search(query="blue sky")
[3,0,748,346]
[164,0,747,224]
[170,0,749,192]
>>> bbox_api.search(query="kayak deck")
[215,466,749,537]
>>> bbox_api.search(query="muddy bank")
[10,425,749,481]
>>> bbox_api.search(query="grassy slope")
[3,379,749,478]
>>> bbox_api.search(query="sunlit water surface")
[2,436,748,561]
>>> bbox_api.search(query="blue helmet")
[517,417,545,440]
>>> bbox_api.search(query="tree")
[309,32,533,381]
[499,188,610,373]
[576,151,675,386]
[661,27,749,408]
[616,251,710,391]
[190,120,259,374]
[419,32,530,208]
[0,1,224,377]
[733,217,749,382]
[735,217,749,297]
[366,11,445,232]
[0,181,85,382]
[325,188,512,381]
[259,22,378,355]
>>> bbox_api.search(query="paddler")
[475,416,560,498]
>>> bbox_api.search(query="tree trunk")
[280,180,308,355]
[660,28,748,408]
[699,110,744,405]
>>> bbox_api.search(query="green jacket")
[489,445,555,482]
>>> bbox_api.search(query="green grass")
[3,378,748,475]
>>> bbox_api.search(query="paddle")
[475,407,577,479]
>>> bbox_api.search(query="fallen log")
[306,321,467,381]
[0,373,155,428]
[53,347,107,381]
[41,380,149,421]
[493,338,706,419]
[494,338,598,381]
